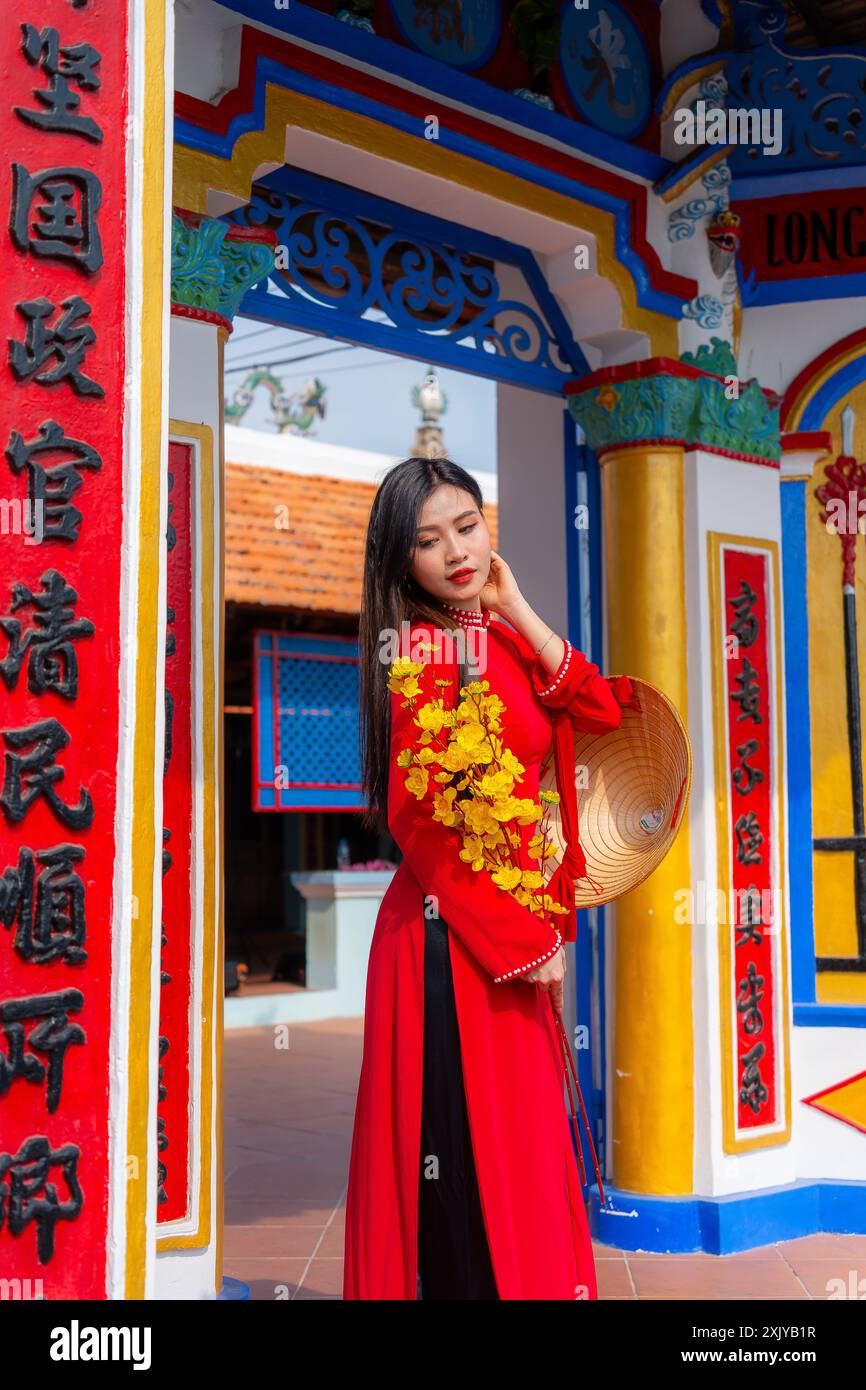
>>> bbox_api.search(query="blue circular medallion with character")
[388,0,501,69]
[559,0,652,140]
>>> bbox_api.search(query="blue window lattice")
[254,631,363,811]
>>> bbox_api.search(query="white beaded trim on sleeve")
[493,931,563,983]
[536,639,573,698]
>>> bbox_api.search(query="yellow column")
[600,445,693,1194]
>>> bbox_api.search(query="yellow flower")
[404,765,429,800]
[459,834,486,871]
[416,701,449,735]
[491,866,522,892]
[454,721,488,753]
[416,746,440,765]
[477,768,515,799]
[433,787,463,826]
[388,657,424,682]
[396,748,414,768]
[387,662,423,698]
[440,743,472,773]
[490,795,523,823]
[539,789,561,804]
[462,800,500,837]
[499,747,525,779]
[397,676,422,701]
[520,869,545,890]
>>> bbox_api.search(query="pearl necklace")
[441,601,492,629]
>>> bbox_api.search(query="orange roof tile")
[225,463,498,615]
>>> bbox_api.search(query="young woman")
[343,455,630,1301]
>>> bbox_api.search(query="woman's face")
[408,484,491,605]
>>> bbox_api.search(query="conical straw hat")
[539,676,691,907]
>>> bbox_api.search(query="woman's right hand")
[522,946,566,1014]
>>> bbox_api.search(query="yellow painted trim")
[658,60,726,121]
[708,531,792,1154]
[125,0,169,1301]
[600,445,693,1193]
[785,342,866,430]
[173,86,678,356]
[817,973,866,1005]
[216,331,227,1292]
[657,145,735,204]
[157,420,217,1253]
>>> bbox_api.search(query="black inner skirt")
[416,914,499,1301]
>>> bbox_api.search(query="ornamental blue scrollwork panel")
[253,632,363,812]
[559,0,652,140]
[226,165,588,392]
[387,0,501,69]
[725,0,866,172]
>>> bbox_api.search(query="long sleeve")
[386,644,563,983]
[496,622,629,734]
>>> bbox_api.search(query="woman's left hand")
[479,549,523,617]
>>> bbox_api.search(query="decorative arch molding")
[225,165,590,392]
[782,328,866,434]
[173,22,697,357]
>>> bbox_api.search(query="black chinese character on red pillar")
[734,810,764,866]
[739,1040,768,1115]
[0,570,95,699]
[729,580,759,647]
[157,1035,169,1205]
[735,884,765,947]
[10,296,103,397]
[6,420,102,543]
[0,718,94,829]
[736,960,765,1036]
[0,1135,83,1264]
[0,843,87,965]
[10,164,103,274]
[15,24,102,143]
[732,738,764,796]
[731,657,763,724]
[0,988,85,1113]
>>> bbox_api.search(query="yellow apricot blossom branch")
[387,655,568,929]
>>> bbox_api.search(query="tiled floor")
[223,1018,866,1301]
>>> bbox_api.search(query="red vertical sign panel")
[158,442,193,1223]
[0,3,128,1295]
[722,550,777,1131]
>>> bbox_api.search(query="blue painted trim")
[174,49,688,320]
[800,354,866,432]
[794,1003,866,1028]
[654,50,726,121]
[780,479,816,1005]
[590,1179,866,1253]
[386,0,502,71]
[654,145,726,197]
[738,262,866,309]
[564,412,597,1143]
[569,433,608,1168]
[218,1276,251,1300]
[732,167,866,198]
[231,163,590,389]
[196,0,670,182]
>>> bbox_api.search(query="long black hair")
[359,455,486,834]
